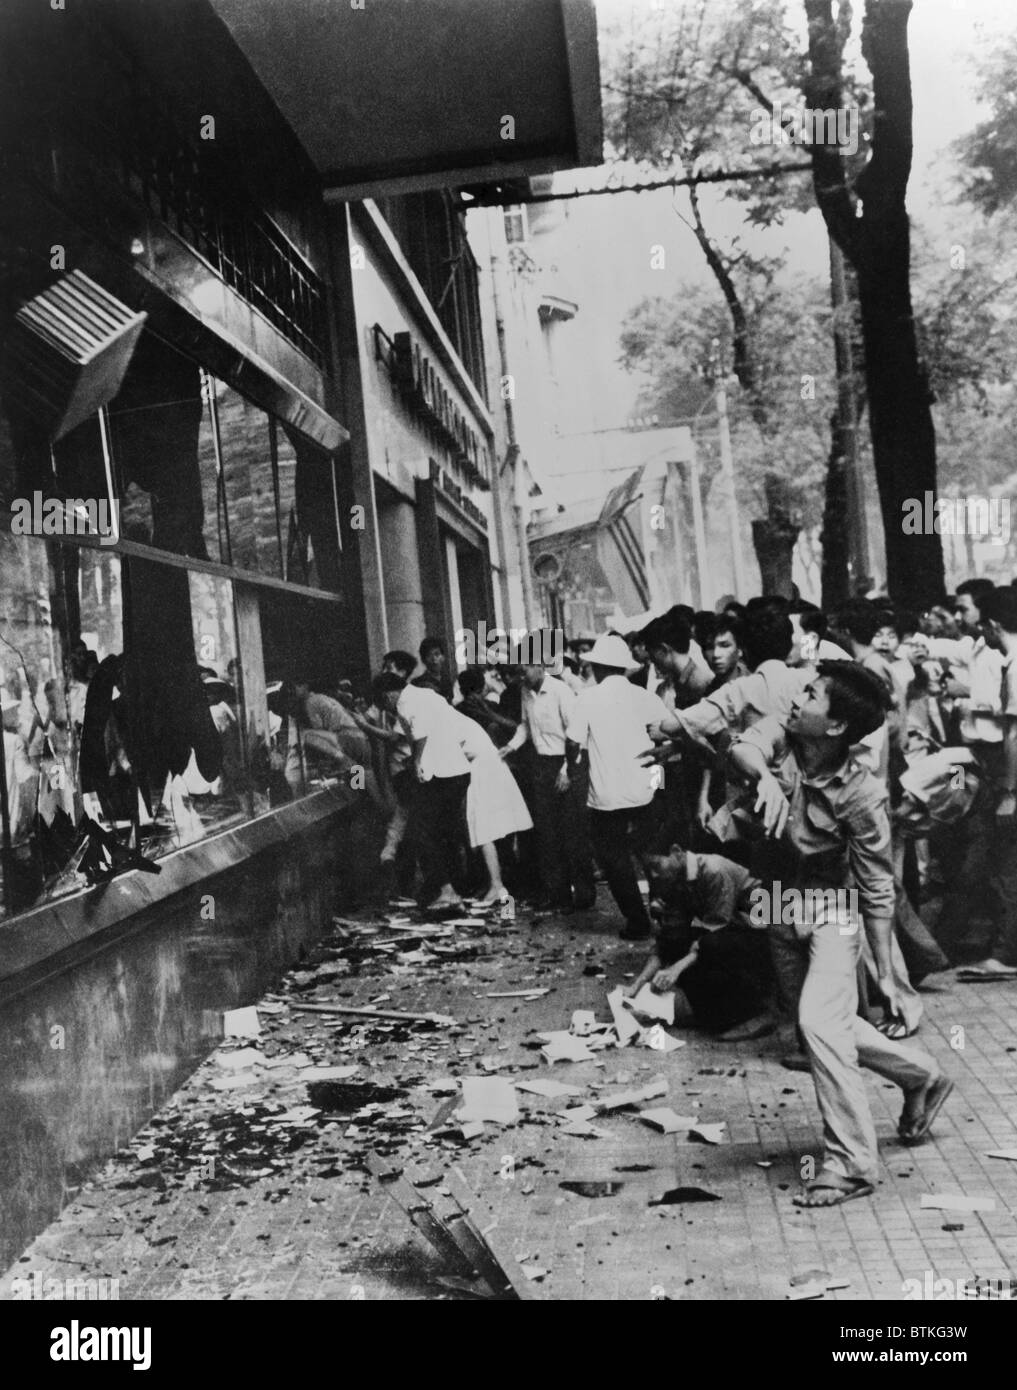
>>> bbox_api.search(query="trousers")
[769,913,936,1182]
[588,800,657,933]
[531,753,595,906]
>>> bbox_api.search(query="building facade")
[0,0,602,1266]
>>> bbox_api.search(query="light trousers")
[770,913,936,1182]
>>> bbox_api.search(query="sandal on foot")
[898,1075,954,1145]
[877,1018,912,1040]
[792,1172,874,1208]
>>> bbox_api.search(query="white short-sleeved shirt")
[396,684,470,780]
[566,674,669,811]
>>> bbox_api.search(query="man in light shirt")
[565,634,668,939]
[374,673,470,909]
[501,661,595,912]
[948,587,1017,978]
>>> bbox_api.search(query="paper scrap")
[920,1193,996,1213]
[571,1010,598,1036]
[598,1075,668,1112]
[561,1105,597,1123]
[625,985,676,1025]
[639,1108,697,1134]
[541,1032,596,1064]
[457,1076,519,1126]
[223,1007,261,1039]
[516,1079,584,1099]
[689,1122,727,1145]
[215,1047,263,1071]
[607,988,643,1045]
[303,1065,360,1081]
[640,1025,686,1053]
[520,1264,548,1282]
[485,989,550,999]
[986,1149,1017,1162]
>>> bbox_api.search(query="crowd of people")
[285,577,1017,1207]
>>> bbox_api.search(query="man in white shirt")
[566,635,668,939]
[375,674,470,909]
[947,588,1017,977]
[501,664,595,912]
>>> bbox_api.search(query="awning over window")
[208,0,602,199]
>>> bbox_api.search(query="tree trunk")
[804,0,946,611]
[820,410,851,608]
[752,474,798,596]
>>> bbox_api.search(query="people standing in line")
[500,658,596,914]
[565,634,668,940]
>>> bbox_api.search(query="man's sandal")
[898,1075,954,1146]
[792,1172,874,1208]
[876,1018,913,1040]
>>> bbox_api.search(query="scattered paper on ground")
[624,985,676,1025]
[223,1007,260,1039]
[689,1122,727,1144]
[486,989,549,999]
[216,1048,263,1071]
[571,1010,597,1036]
[920,1193,996,1213]
[598,1076,668,1112]
[516,1079,584,1099]
[639,1108,696,1134]
[607,988,643,1045]
[986,1149,1017,1161]
[541,1032,596,1064]
[457,1076,519,1125]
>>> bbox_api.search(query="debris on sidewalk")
[223,1007,261,1039]
[986,1149,1017,1161]
[456,1077,520,1126]
[515,1079,584,1099]
[920,1193,996,1213]
[638,1108,696,1134]
[540,1032,597,1064]
[648,1187,721,1205]
[597,1075,668,1112]
[625,985,676,1025]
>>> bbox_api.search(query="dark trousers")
[935,798,1017,964]
[412,773,469,904]
[531,753,595,906]
[588,800,657,932]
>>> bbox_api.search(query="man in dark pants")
[374,673,469,909]
[565,634,668,939]
[501,661,595,912]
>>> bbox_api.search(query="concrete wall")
[0,803,361,1270]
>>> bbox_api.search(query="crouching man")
[730,662,952,1208]
[626,847,776,1040]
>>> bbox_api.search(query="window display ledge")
[0,787,359,997]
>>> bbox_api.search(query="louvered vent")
[3,272,147,441]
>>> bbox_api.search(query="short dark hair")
[457,665,486,696]
[693,611,718,650]
[707,614,743,650]
[383,649,416,678]
[419,637,445,660]
[818,659,890,744]
[977,586,1017,632]
[872,607,902,639]
[836,602,880,648]
[741,610,793,668]
[745,594,790,617]
[644,613,692,655]
[372,672,406,701]
[797,604,828,639]
[956,578,995,602]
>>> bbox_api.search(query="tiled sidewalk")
[3,898,1017,1301]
